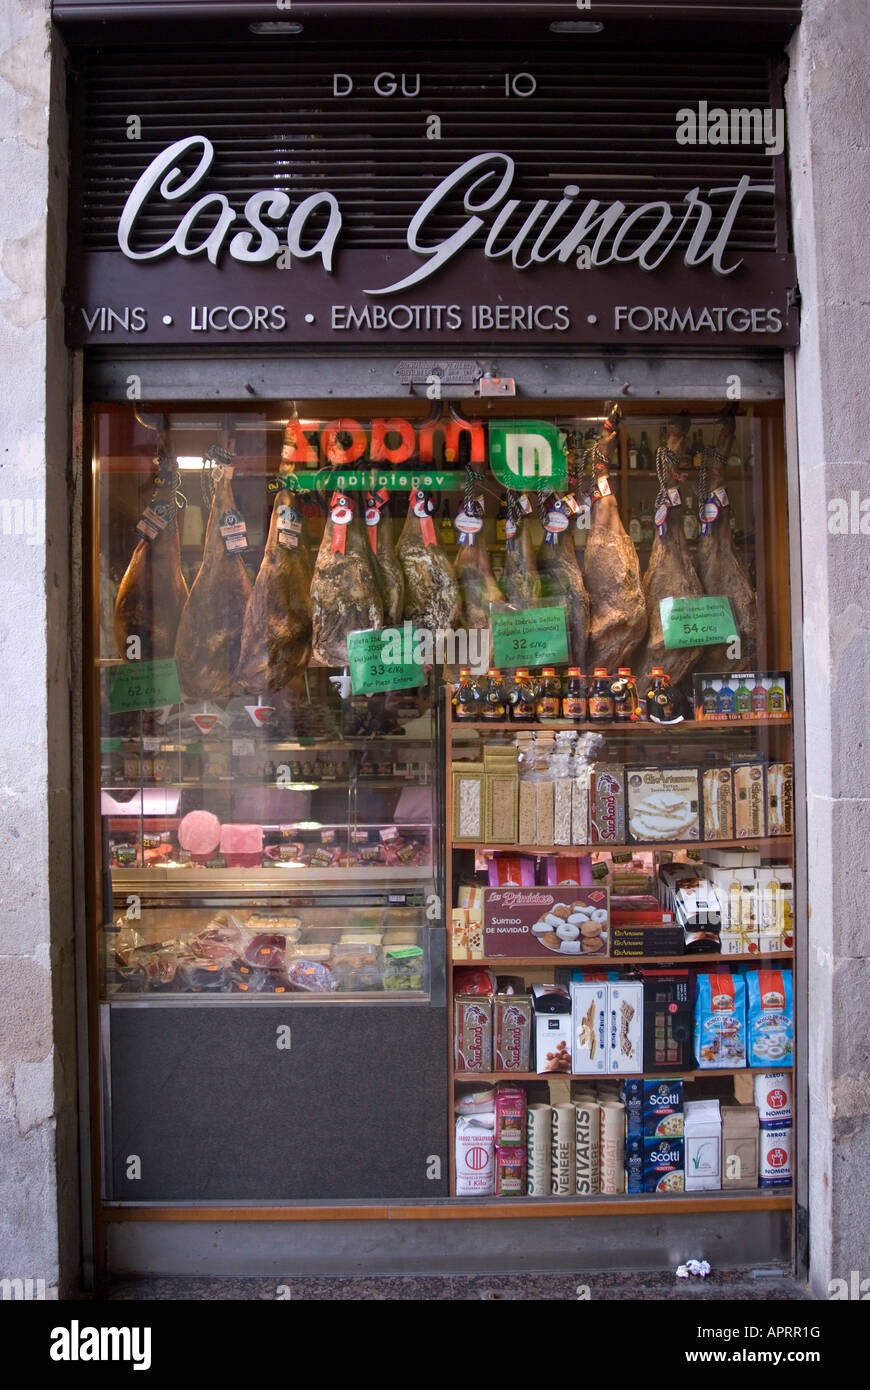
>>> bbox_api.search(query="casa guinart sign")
[68,138,799,349]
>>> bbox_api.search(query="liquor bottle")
[768,673,786,715]
[637,431,653,470]
[588,668,615,722]
[700,676,718,718]
[509,669,537,722]
[482,669,506,721]
[562,668,587,722]
[454,668,481,721]
[734,675,752,717]
[628,507,642,544]
[750,675,768,715]
[645,668,677,722]
[535,668,562,723]
[692,430,705,469]
[612,668,637,721]
[496,495,508,544]
[717,678,735,716]
[438,498,455,545]
[628,437,639,470]
[640,498,654,545]
[683,492,699,542]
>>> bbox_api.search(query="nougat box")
[454,995,493,1073]
[732,757,766,838]
[607,981,644,1074]
[702,767,734,841]
[590,765,626,844]
[626,767,701,844]
[641,971,693,1071]
[494,994,532,1071]
[571,982,608,1076]
[766,764,794,837]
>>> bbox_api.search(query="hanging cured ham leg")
[632,414,705,685]
[310,492,384,666]
[536,466,591,670]
[364,488,405,628]
[695,408,760,672]
[502,494,542,607]
[114,461,189,660]
[235,483,313,693]
[583,408,647,671]
[454,477,504,644]
[174,457,252,700]
[397,488,462,632]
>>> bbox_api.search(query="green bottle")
[734,675,752,717]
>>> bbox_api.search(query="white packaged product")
[455,1113,496,1196]
[684,1099,722,1191]
[607,981,644,1074]
[753,1072,793,1124]
[759,1124,793,1187]
[571,982,607,1075]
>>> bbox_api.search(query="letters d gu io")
[80,306,288,333]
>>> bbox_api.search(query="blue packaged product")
[746,968,793,1068]
[694,971,746,1068]
[622,1077,685,1138]
[625,1136,644,1193]
[643,1136,685,1192]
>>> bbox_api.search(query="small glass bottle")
[629,507,642,544]
[734,675,752,717]
[683,492,700,543]
[700,676,718,718]
[535,667,562,722]
[628,438,639,470]
[717,678,735,717]
[482,668,506,721]
[640,499,654,546]
[612,668,636,721]
[438,498,455,545]
[750,674,768,715]
[588,668,615,722]
[509,668,536,722]
[637,431,653,470]
[767,673,786,714]
[646,668,676,722]
[454,668,481,721]
[562,668,587,721]
[496,495,508,544]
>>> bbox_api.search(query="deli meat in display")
[501,501,542,607]
[536,491,590,670]
[633,416,705,685]
[583,412,647,671]
[696,409,760,672]
[114,469,189,659]
[235,485,312,693]
[174,463,252,700]
[311,492,383,666]
[397,489,462,631]
[364,489,405,627]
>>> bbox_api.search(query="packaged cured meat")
[582,409,648,671]
[311,491,383,667]
[397,488,462,635]
[114,459,189,660]
[178,809,222,862]
[218,823,263,868]
[286,959,338,992]
[226,961,269,993]
[242,933,288,971]
[174,455,253,701]
[235,483,313,693]
[190,921,244,961]
[177,958,228,992]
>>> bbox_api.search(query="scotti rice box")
[759,1123,793,1187]
[642,1136,685,1193]
[455,1113,496,1196]
[753,1071,793,1124]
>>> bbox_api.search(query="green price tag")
[491,606,569,667]
[660,596,737,650]
[100,738,122,753]
[346,628,425,696]
[106,658,182,713]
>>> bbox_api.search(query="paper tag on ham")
[504,517,517,541]
[455,509,484,544]
[136,501,171,541]
[654,502,669,536]
[714,487,729,507]
[277,503,301,549]
[595,476,612,498]
[562,494,582,513]
[244,704,276,726]
[191,712,220,733]
[667,487,682,507]
[411,489,437,547]
[330,492,354,553]
[219,508,248,552]
[544,506,570,533]
[518,493,533,515]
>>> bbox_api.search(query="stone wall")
[788,0,870,1298]
[0,0,76,1297]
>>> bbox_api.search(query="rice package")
[694,972,747,1069]
[746,969,793,1067]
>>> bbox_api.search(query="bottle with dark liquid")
[611,668,637,721]
[482,668,507,721]
[496,495,508,544]
[700,677,718,718]
[454,668,481,721]
[535,667,562,722]
[588,668,615,722]
[717,678,735,717]
[509,668,536,722]
[637,431,653,470]
[562,668,587,721]
[645,667,677,722]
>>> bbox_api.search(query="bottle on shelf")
[700,675,718,718]
[509,668,537,722]
[628,437,639,470]
[692,429,705,469]
[640,497,655,545]
[438,498,456,545]
[496,495,508,544]
[733,675,751,717]
[562,668,587,721]
[717,677,735,716]
[588,668,615,721]
[768,673,786,714]
[628,506,642,544]
[454,668,482,721]
[482,668,507,721]
[637,430,653,470]
[683,491,700,543]
[611,668,638,721]
[535,667,563,722]
[645,667,678,721]
[750,674,768,715]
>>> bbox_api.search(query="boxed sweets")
[494,993,532,1071]
[590,764,626,844]
[641,971,693,1071]
[721,1104,760,1190]
[626,767,701,843]
[684,1098,722,1191]
[571,982,608,1075]
[702,767,734,841]
[532,983,573,1074]
[454,994,494,1073]
[607,981,644,1075]
[732,756,766,838]
[484,886,609,958]
[766,763,794,836]
[746,968,793,1067]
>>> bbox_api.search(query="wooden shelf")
[454,1067,793,1083]
[452,951,795,967]
[453,837,792,854]
[452,718,790,732]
